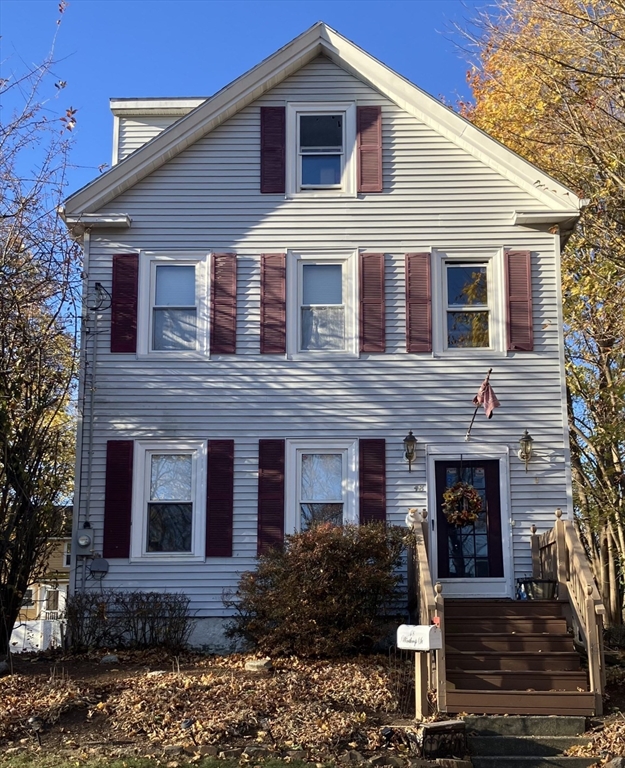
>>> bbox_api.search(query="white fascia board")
[65,21,581,216]
[61,211,131,236]
[514,210,581,225]
[64,23,327,215]
[321,26,581,213]
[110,98,207,117]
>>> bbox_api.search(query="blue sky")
[2,0,483,195]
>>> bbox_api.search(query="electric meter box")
[73,529,93,556]
[396,624,443,651]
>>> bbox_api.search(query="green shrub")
[226,522,406,657]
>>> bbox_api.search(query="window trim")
[431,248,505,357]
[130,440,207,561]
[285,439,359,534]
[63,541,71,568]
[137,251,210,358]
[286,102,357,198]
[286,249,358,360]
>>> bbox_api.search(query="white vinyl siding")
[76,55,569,616]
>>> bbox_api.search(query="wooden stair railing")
[530,508,606,715]
[407,508,446,714]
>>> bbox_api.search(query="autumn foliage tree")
[0,7,80,657]
[462,0,625,623]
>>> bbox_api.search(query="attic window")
[286,102,356,197]
[299,115,343,187]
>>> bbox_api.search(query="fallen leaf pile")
[99,656,399,755]
[0,654,409,759]
[0,675,92,740]
[566,713,625,760]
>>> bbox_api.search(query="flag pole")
[465,368,493,441]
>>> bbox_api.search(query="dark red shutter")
[260,253,286,354]
[210,253,237,354]
[103,440,134,558]
[257,439,285,555]
[359,439,386,524]
[111,254,139,353]
[206,440,234,557]
[405,253,432,353]
[357,106,382,193]
[360,253,385,352]
[506,250,533,351]
[260,107,285,194]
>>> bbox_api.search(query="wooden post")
[415,651,429,721]
[554,509,568,601]
[585,585,602,716]
[435,582,447,713]
[530,524,540,578]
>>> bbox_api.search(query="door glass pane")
[150,454,192,501]
[302,264,342,305]
[301,306,345,350]
[442,464,489,578]
[301,453,343,500]
[153,307,197,350]
[155,265,195,306]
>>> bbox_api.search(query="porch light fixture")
[518,429,534,472]
[403,430,417,472]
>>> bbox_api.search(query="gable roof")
[63,22,581,217]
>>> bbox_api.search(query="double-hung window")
[432,249,504,355]
[131,441,206,560]
[287,250,357,358]
[286,103,356,197]
[445,262,490,348]
[285,440,358,533]
[137,252,209,356]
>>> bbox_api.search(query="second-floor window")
[287,250,358,359]
[137,252,209,357]
[445,262,490,348]
[152,264,197,351]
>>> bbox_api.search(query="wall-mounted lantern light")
[518,429,534,472]
[403,430,417,472]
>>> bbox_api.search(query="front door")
[434,459,506,596]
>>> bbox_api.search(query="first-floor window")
[132,441,205,560]
[299,451,346,529]
[45,589,59,612]
[147,453,194,552]
[286,439,358,533]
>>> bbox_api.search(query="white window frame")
[130,440,206,561]
[431,248,505,357]
[286,249,358,360]
[286,102,357,198]
[63,541,71,568]
[285,439,359,534]
[137,251,210,358]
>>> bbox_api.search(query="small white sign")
[397,624,442,651]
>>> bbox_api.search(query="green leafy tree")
[0,5,80,657]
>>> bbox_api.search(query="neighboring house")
[12,531,71,652]
[62,24,604,714]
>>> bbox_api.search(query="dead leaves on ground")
[0,654,403,758]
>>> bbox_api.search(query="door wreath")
[442,481,482,527]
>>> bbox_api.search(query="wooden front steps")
[444,599,596,716]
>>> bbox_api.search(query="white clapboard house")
[63,23,606,715]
